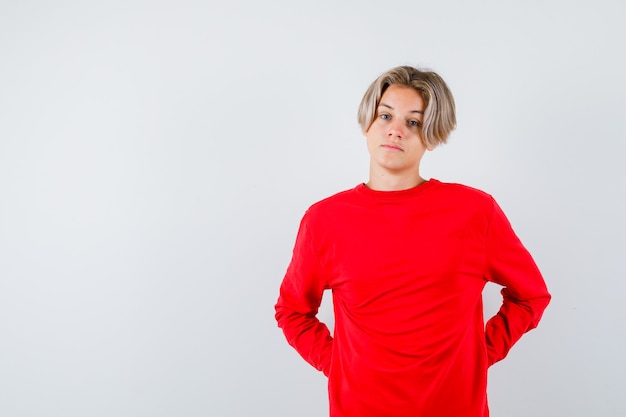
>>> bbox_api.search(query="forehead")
[379,84,425,109]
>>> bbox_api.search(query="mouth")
[381,144,403,151]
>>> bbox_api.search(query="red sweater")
[275,179,550,417]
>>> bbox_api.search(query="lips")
[381,144,403,151]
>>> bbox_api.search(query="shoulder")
[297,186,362,227]
[428,180,498,219]
[306,186,359,214]
[431,179,495,205]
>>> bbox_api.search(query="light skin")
[364,84,433,191]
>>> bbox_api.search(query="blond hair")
[358,66,456,148]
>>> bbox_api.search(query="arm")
[483,198,551,366]
[275,213,333,376]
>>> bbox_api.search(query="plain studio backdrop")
[0,1,624,416]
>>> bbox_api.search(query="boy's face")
[365,85,430,177]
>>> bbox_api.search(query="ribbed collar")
[355,178,439,201]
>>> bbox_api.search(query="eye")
[408,120,421,128]
[379,113,390,120]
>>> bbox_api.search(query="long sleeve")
[483,198,551,366]
[275,213,333,375]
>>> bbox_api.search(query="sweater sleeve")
[275,212,333,376]
[483,198,551,366]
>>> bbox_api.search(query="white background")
[1,1,624,416]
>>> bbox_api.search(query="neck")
[366,170,426,191]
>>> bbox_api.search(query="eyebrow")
[378,103,424,114]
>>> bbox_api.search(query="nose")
[387,120,405,139]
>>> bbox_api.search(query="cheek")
[365,134,380,156]
[365,123,383,138]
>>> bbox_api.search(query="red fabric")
[275,179,551,417]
